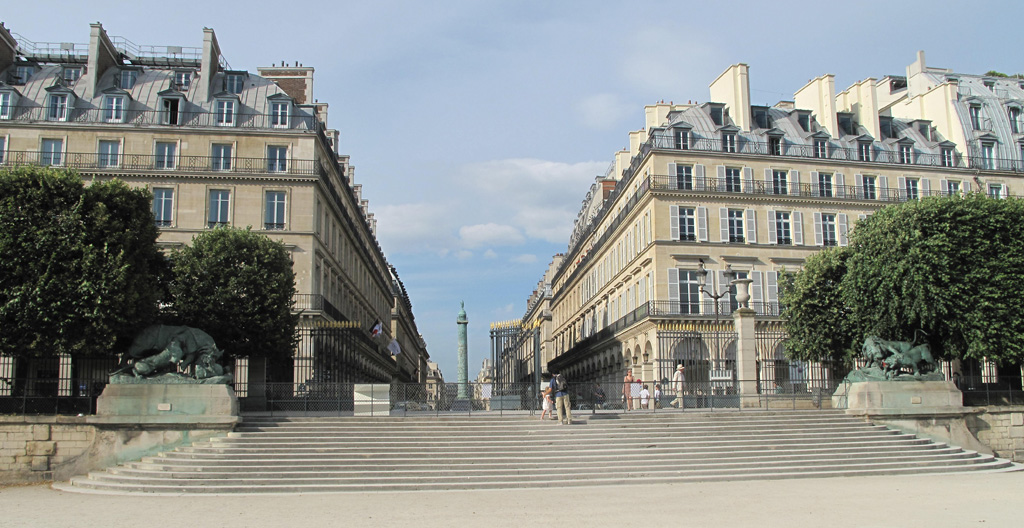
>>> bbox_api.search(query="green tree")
[0,167,165,358]
[843,194,1024,364]
[779,247,859,364]
[169,227,298,370]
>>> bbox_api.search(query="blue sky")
[6,1,1022,380]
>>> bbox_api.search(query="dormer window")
[768,136,782,155]
[103,94,126,123]
[0,90,16,119]
[13,65,34,84]
[970,104,983,130]
[119,69,139,90]
[814,138,828,159]
[270,101,289,127]
[752,107,771,129]
[225,74,245,94]
[709,106,724,126]
[173,71,192,90]
[941,147,955,167]
[797,112,810,132]
[899,143,913,164]
[879,116,894,140]
[62,67,82,83]
[1008,107,1021,134]
[722,133,737,153]
[159,94,183,125]
[838,113,856,136]
[215,97,238,126]
[983,80,995,90]
[47,93,69,121]
[858,141,872,162]
[673,128,689,149]
[917,122,931,141]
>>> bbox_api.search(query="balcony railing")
[1,106,318,131]
[649,175,1018,201]
[0,150,326,176]
[293,294,345,322]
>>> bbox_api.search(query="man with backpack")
[550,371,572,425]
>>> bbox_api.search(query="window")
[14,66,34,84]
[941,148,954,168]
[988,184,1003,199]
[119,70,138,90]
[981,142,995,170]
[216,100,235,126]
[899,144,913,164]
[1009,107,1021,134]
[821,213,837,246]
[0,91,11,119]
[722,133,737,153]
[768,137,782,155]
[879,117,894,139]
[208,190,231,228]
[103,95,125,122]
[155,141,176,169]
[946,180,961,196]
[212,144,232,171]
[772,170,788,195]
[673,129,688,149]
[858,142,871,162]
[678,207,696,241]
[710,106,723,126]
[48,94,68,121]
[153,188,174,227]
[0,137,6,164]
[904,178,919,200]
[774,212,792,245]
[265,191,287,230]
[724,168,741,193]
[675,164,693,190]
[918,122,931,141]
[98,140,119,168]
[838,114,855,135]
[267,146,288,172]
[679,270,701,315]
[728,209,745,243]
[814,139,827,159]
[225,74,244,94]
[62,67,82,83]
[818,172,833,197]
[270,102,289,127]
[753,108,770,129]
[161,97,181,125]
[797,113,810,132]
[174,71,192,90]
[41,139,63,166]
[970,104,982,130]
[862,175,877,200]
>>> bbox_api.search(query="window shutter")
[766,271,779,310]
[813,212,824,246]
[879,175,888,191]
[790,170,800,195]
[717,270,728,313]
[667,268,679,304]
[668,163,677,190]
[716,165,726,191]
[764,168,773,193]
[767,209,777,244]
[897,176,906,200]
[670,205,680,240]
[835,173,846,198]
[792,212,804,245]
[697,207,708,241]
[743,167,753,193]
[751,271,763,308]
[940,179,948,194]
[719,207,729,242]
[695,164,705,190]
[838,213,849,246]
[919,178,930,197]
[1001,183,1008,199]
[809,171,819,195]
[745,209,756,243]
[855,173,863,191]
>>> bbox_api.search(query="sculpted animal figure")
[861,331,937,380]
[117,325,225,379]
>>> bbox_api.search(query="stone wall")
[967,406,1024,462]
[0,416,231,484]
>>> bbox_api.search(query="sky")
[6,1,1023,381]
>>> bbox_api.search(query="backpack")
[553,374,567,392]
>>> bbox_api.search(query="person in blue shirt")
[550,371,572,425]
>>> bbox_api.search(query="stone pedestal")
[732,307,759,408]
[834,380,963,413]
[91,383,239,426]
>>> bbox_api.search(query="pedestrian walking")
[540,385,555,420]
[672,364,686,409]
[640,384,650,409]
[593,383,606,410]
[622,369,634,410]
[654,383,662,409]
[631,377,643,410]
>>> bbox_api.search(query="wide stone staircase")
[57,410,1020,494]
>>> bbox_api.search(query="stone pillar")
[733,307,759,408]
[457,302,469,399]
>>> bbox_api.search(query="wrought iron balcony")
[0,150,326,176]
[0,106,318,131]
[649,175,1017,201]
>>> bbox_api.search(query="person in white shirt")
[672,364,686,409]
[639,384,651,409]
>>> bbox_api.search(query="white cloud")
[456,250,474,260]
[375,202,455,255]
[459,223,525,248]
[574,93,634,130]
[511,254,537,264]
[483,249,498,259]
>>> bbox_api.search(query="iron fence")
[960,375,1024,406]
[0,378,103,415]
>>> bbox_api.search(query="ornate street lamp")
[695,259,736,373]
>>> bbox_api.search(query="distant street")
[2,471,1022,527]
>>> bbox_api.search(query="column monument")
[457,301,469,398]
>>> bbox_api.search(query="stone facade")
[969,407,1024,462]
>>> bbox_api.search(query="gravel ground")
[1,471,1022,527]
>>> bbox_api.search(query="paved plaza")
[2,471,1022,527]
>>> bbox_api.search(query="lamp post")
[695,260,736,372]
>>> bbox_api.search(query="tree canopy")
[0,167,165,358]
[781,194,1024,365]
[168,227,298,368]
[778,247,858,364]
